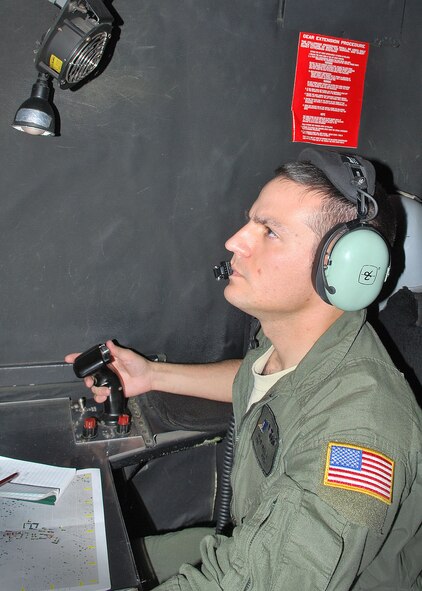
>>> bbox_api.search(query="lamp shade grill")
[36,0,113,89]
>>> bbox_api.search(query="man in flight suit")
[67,150,422,590]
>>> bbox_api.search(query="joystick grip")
[73,343,127,425]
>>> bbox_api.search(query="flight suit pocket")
[274,488,347,590]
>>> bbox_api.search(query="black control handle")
[73,343,127,425]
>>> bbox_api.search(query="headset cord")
[215,317,260,535]
[215,413,236,535]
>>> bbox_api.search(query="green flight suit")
[155,310,422,590]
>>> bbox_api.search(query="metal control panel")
[71,395,155,447]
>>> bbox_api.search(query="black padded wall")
[0,0,420,373]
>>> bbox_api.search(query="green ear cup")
[313,223,390,311]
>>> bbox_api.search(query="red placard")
[291,32,369,148]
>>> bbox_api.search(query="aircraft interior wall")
[0,0,420,395]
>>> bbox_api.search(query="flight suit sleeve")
[153,472,369,591]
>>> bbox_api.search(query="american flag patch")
[324,443,394,504]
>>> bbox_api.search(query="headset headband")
[298,148,376,206]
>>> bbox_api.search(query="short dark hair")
[274,161,397,247]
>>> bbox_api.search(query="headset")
[298,148,391,312]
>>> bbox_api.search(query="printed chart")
[0,469,110,591]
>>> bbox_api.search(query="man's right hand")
[66,341,241,404]
[65,340,154,403]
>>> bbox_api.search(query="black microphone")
[213,261,233,281]
[322,266,336,295]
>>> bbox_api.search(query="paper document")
[0,456,76,504]
[0,468,111,591]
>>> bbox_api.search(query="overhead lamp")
[12,0,114,137]
[12,73,56,136]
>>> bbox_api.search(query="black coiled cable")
[215,413,236,535]
[215,317,260,535]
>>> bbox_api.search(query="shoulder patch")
[324,442,394,504]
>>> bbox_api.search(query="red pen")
[0,472,18,486]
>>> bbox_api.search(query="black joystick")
[73,343,129,426]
